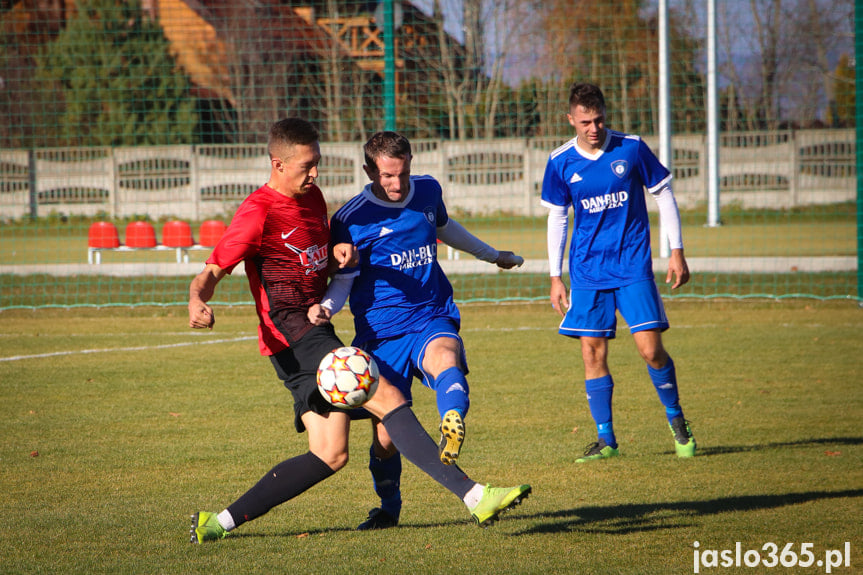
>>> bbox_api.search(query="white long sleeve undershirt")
[546,205,568,277]
[436,219,499,262]
[652,184,683,250]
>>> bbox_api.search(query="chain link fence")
[0,0,858,307]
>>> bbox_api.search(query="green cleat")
[439,409,465,465]
[669,417,696,458]
[468,484,531,527]
[575,439,620,463]
[190,511,227,544]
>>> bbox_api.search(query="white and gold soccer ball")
[316,346,379,408]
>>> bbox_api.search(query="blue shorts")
[559,278,669,339]
[354,317,468,402]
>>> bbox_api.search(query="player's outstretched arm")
[666,248,690,289]
[494,251,524,269]
[189,263,227,329]
[437,219,522,267]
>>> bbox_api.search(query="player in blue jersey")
[188,120,531,544]
[541,82,696,463]
[318,131,525,529]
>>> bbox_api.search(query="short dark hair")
[268,118,319,159]
[363,131,412,171]
[568,82,606,113]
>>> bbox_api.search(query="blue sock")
[647,357,683,423]
[585,375,616,448]
[432,366,470,419]
[368,445,401,518]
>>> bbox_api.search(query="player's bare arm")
[189,263,227,329]
[549,276,569,318]
[666,248,690,289]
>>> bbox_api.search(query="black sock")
[227,451,335,528]
[382,404,475,499]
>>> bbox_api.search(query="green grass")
[1,270,858,310]
[1,302,861,574]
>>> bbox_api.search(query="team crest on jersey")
[423,207,436,225]
[610,160,629,178]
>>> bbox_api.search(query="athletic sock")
[462,483,485,508]
[585,375,616,448]
[226,451,335,528]
[647,357,683,422]
[381,404,475,499]
[217,509,236,531]
[432,366,470,418]
[368,444,402,518]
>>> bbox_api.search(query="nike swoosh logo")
[281,228,297,240]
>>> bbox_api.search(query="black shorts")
[270,323,345,433]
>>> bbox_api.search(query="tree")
[525,0,704,136]
[36,0,195,147]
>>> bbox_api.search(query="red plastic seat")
[162,220,194,247]
[199,220,226,247]
[87,221,120,248]
[125,221,157,248]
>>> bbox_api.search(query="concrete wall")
[0,129,855,220]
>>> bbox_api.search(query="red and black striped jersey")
[207,184,331,355]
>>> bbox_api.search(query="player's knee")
[422,337,462,375]
[639,345,668,367]
[318,449,349,471]
[364,379,408,418]
[580,344,608,371]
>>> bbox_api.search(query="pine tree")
[36,0,195,146]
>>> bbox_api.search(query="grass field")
[1,301,861,574]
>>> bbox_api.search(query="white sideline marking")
[0,323,716,363]
[0,336,256,363]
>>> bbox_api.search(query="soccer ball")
[316,346,379,408]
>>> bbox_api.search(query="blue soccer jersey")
[331,175,460,343]
[541,129,672,289]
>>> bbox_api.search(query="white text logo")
[580,191,628,214]
[389,243,436,270]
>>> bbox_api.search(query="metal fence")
[0,0,858,306]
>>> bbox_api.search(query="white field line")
[0,336,257,363]
[0,323,718,363]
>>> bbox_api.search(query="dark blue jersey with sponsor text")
[541,129,671,289]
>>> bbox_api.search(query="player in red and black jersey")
[188,118,530,543]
